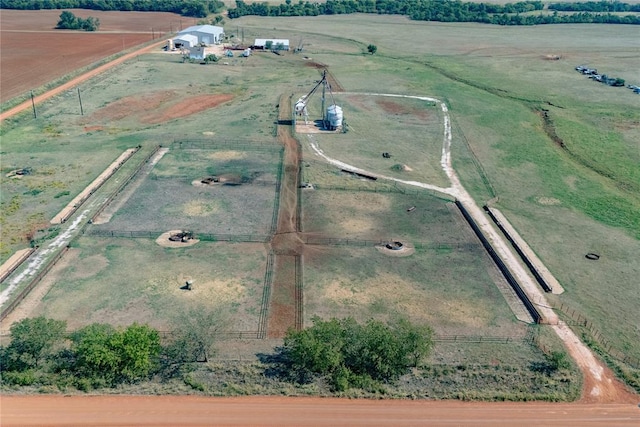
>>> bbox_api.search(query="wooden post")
[77,88,84,115]
[30,90,37,118]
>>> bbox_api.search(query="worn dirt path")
[2,395,639,426]
[267,94,303,337]
[306,92,637,403]
[0,40,165,122]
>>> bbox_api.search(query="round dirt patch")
[155,230,200,248]
[376,241,415,257]
[537,197,561,205]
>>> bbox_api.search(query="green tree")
[367,44,377,54]
[282,317,433,390]
[163,306,229,366]
[4,317,67,370]
[71,323,160,385]
[56,10,79,29]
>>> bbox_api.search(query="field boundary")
[171,138,281,150]
[0,248,37,284]
[484,205,553,293]
[51,147,140,225]
[257,251,275,339]
[552,301,640,369]
[84,230,272,243]
[455,200,541,324]
[0,246,69,322]
[311,183,456,202]
[91,145,163,223]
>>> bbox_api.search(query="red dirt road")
[2,395,639,426]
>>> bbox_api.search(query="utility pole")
[321,70,327,128]
[30,90,37,119]
[77,88,84,116]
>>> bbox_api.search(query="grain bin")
[326,104,343,130]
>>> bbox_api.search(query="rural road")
[2,395,639,426]
[0,39,165,122]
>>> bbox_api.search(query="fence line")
[0,246,69,322]
[0,247,37,284]
[553,302,640,369]
[312,183,455,201]
[91,145,162,223]
[56,147,140,225]
[257,252,275,339]
[84,230,271,243]
[171,139,280,150]
[294,256,303,331]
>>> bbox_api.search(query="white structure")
[173,34,198,48]
[326,104,343,130]
[175,25,224,46]
[254,38,290,51]
[189,46,206,60]
[295,96,309,123]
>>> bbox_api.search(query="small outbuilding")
[175,25,224,46]
[173,34,198,49]
[253,38,290,51]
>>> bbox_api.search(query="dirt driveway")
[2,395,639,426]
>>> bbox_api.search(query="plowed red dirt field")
[0,9,184,103]
[2,395,639,426]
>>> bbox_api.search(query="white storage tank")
[326,104,343,130]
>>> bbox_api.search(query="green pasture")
[32,237,267,331]
[93,147,281,235]
[299,94,448,187]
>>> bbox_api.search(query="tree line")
[0,315,436,392]
[548,1,640,12]
[0,0,225,18]
[227,0,640,25]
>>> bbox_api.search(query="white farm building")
[174,25,224,48]
[253,38,290,51]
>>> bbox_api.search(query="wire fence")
[312,183,455,201]
[257,252,275,339]
[0,246,69,322]
[170,138,280,151]
[553,301,640,369]
[91,145,162,223]
[83,230,272,243]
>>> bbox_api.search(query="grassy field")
[1,13,638,389]
[303,245,525,336]
[301,93,448,187]
[32,237,268,332]
[93,147,282,235]
[302,191,468,242]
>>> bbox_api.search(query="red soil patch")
[144,93,234,124]
[83,92,234,125]
[0,9,182,103]
[376,98,431,120]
